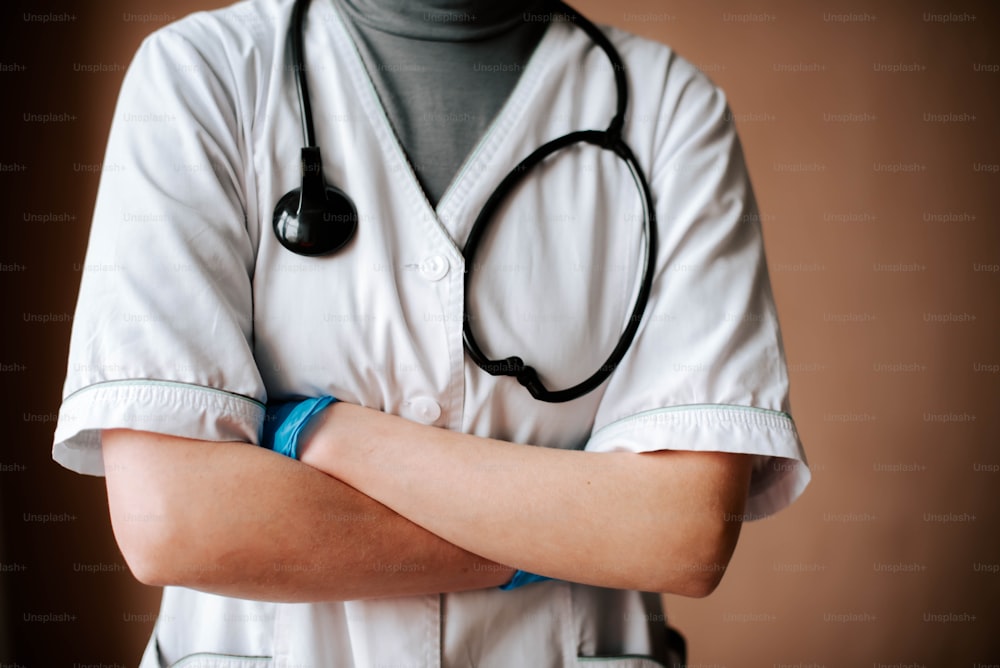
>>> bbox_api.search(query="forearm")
[102,429,513,602]
[303,403,752,596]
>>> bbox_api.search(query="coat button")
[419,255,450,281]
[407,396,442,424]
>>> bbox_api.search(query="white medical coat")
[53,0,810,666]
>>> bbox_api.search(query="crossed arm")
[103,401,752,602]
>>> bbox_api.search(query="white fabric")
[53,0,809,665]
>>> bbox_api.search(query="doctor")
[53,0,810,665]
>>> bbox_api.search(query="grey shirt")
[335,0,548,207]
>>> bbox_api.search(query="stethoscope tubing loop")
[462,128,658,403]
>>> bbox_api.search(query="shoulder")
[129,0,291,82]
[599,22,723,104]
[150,0,288,46]
[117,0,296,133]
[573,20,734,168]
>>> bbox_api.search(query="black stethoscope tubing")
[281,0,657,403]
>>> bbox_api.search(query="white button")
[419,255,450,281]
[408,396,442,424]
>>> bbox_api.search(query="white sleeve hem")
[52,379,265,477]
[585,404,810,520]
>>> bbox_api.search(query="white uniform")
[53,0,810,666]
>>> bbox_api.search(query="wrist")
[296,399,342,470]
[262,395,337,460]
[492,564,518,587]
[472,560,516,588]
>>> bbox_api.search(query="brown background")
[2,0,998,666]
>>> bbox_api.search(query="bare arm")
[301,403,754,597]
[102,429,513,602]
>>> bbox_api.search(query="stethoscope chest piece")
[273,146,358,256]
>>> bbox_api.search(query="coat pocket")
[576,655,674,668]
[169,653,273,668]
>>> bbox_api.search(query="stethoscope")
[273,0,657,403]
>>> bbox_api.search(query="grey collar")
[334,0,546,42]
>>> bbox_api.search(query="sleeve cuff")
[585,404,810,520]
[52,379,265,476]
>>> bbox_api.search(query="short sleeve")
[53,26,266,476]
[583,58,809,520]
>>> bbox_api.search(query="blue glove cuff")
[262,396,337,460]
[498,569,551,591]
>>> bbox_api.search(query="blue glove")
[262,396,337,460]
[498,569,551,591]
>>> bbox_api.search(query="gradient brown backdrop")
[2,0,997,666]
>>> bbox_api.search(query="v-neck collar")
[324,0,563,236]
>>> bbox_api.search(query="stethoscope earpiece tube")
[550,0,628,140]
[290,0,316,148]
